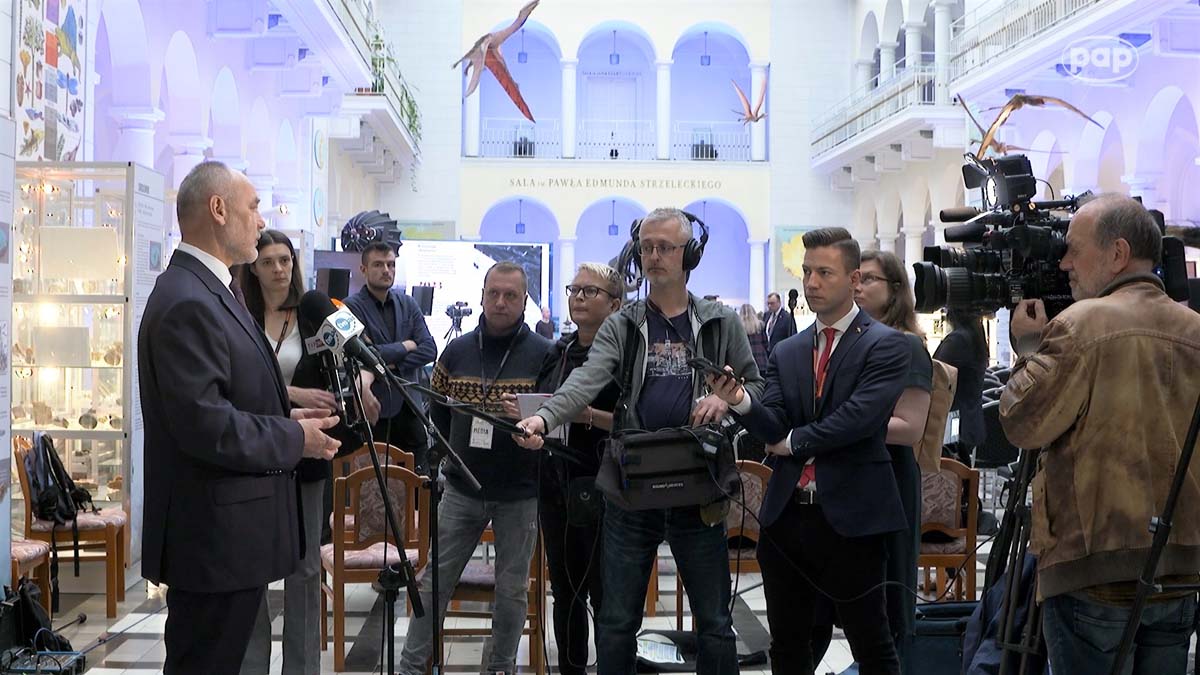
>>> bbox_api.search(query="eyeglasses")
[566,285,616,299]
[637,242,684,257]
[860,274,891,285]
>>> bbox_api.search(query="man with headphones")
[517,208,764,675]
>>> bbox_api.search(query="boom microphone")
[298,290,388,378]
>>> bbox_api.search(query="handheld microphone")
[299,290,388,378]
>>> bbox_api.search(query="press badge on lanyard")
[470,417,494,449]
[472,328,520,450]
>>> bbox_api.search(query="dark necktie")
[799,327,838,489]
[229,276,248,310]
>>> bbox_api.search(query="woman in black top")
[933,309,988,462]
[851,249,933,673]
[237,230,380,675]
[505,262,622,675]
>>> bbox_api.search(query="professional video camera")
[913,154,1191,318]
[445,301,473,320]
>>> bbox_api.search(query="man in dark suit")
[710,228,911,675]
[763,291,797,354]
[138,161,342,674]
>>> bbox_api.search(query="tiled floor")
[57,543,878,674]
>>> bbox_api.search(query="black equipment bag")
[1,579,72,652]
[594,309,738,511]
[910,601,977,675]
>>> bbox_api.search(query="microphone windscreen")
[940,206,982,223]
[299,290,337,327]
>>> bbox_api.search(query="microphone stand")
[335,356,427,675]
[372,364,482,675]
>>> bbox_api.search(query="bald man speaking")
[138,161,341,674]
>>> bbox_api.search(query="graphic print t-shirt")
[636,309,694,431]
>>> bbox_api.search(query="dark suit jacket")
[764,308,797,353]
[139,251,305,593]
[738,310,910,537]
[343,287,436,419]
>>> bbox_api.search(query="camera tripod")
[1109,390,1200,675]
[987,446,1046,675]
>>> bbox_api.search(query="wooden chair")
[441,526,547,675]
[332,442,415,478]
[919,458,980,601]
[331,444,416,543]
[676,460,772,630]
[11,538,52,615]
[320,464,429,671]
[13,439,126,618]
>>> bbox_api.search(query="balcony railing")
[350,62,421,152]
[480,118,561,158]
[576,119,655,161]
[328,0,374,78]
[811,63,938,158]
[950,0,1099,80]
[670,121,751,162]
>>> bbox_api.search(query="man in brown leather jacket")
[1000,195,1200,675]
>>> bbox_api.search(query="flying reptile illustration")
[957,96,1038,156]
[452,0,539,123]
[974,93,1102,160]
[732,76,768,124]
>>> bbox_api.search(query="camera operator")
[999,195,1200,674]
[515,208,764,674]
[342,242,437,470]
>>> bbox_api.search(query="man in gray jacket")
[517,208,764,675]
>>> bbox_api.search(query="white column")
[750,62,769,161]
[749,239,767,312]
[109,107,164,167]
[934,0,955,104]
[1123,173,1165,214]
[273,187,302,231]
[878,41,899,81]
[557,237,576,319]
[169,134,212,188]
[904,21,924,70]
[877,232,899,254]
[247,174,276,219]
[655,60,672,160]
[902,227,926,283]
[932,219,948,246]
[561,58,578,159]
[854,58,875,96]
[464,89,481,157]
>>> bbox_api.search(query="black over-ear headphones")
[627,210,710,274]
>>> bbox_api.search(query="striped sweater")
[430,317,551,501]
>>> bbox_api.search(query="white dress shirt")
[176,242,235,298]
[731,303,860,487]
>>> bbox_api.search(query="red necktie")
[799,326,838,489]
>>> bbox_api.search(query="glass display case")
[11,163,164,514]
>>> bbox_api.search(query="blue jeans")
[398,483,538,675]
[596,503,737,675]
[1042,591,1198,675]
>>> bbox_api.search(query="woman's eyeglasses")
[566,285,616,299]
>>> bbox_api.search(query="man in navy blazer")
[710,228,910,675]
[138,162,342,674]
[763,291,797,354]
[343,242,437,469]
